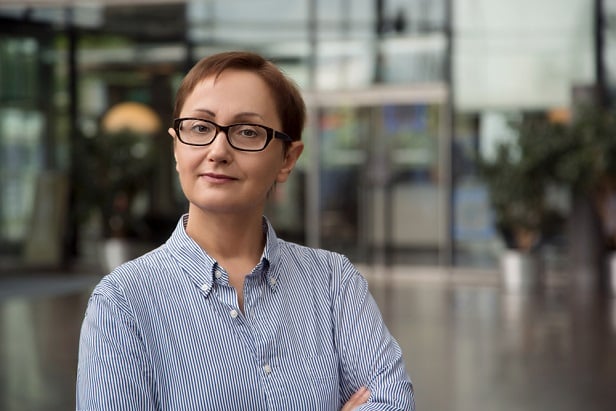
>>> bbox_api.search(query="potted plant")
[479,115,566,291]
[76,119,159,271]
[553,104,616,294]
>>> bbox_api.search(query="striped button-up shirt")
[77,215,414,410]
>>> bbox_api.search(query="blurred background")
[1,0,616,410]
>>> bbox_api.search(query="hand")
[341,386,371,411]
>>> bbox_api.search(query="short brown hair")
[173,51,306,142]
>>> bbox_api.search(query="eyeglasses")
[173,117,293,152]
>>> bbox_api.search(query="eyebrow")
[191,109,265,122]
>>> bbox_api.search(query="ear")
[168,127,179,170]
[168,127,177,140]
[276,141,304,183]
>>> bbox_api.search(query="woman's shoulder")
[276,239,360,281]
[278,239,348,264]
[92,244,172,299]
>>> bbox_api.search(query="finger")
[341,386,371,411]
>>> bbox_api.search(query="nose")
[205,129,233,163]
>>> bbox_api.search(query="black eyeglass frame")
[173,117,293,152]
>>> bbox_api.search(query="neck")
[185,206,265,268]
[186,207,265,314]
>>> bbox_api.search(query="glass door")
[301,85,450,264]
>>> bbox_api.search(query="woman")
[77,51,415,410]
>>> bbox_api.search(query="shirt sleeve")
[332,257,415,411]
[76,282,156,411]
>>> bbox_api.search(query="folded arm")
[333,258,415,410]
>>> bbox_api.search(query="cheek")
[174,152,199,195]
[174,148,200,174]
[263,158,287,185]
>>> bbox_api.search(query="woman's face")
[169,69,303,217]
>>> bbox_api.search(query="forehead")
[182,69,278,118]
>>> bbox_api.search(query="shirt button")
[200,284,209,292]
[230,309,239,318]
[263,364,272,375]
[269,278,277,286]
[215,271,222,279]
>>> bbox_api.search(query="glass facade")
[0,0,604,272]
[0,36,46,259]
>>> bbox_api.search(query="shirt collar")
[166,214,282,295]
[261,217,281,290]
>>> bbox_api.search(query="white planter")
[100,238,153,273]
[101,238,134,273]
[500,250,543,293]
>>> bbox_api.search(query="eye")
[240,128,258,138]
[189,120,214,134]
[234,125,263,139]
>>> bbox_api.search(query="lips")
[200,172,237,183]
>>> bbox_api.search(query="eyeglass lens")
[178,119,269,150]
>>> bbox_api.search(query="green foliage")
[480,105,616,251]
[76,130,157,238]
[554,105,616,193]
[479,116,567,250]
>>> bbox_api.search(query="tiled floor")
[1,266,615,410]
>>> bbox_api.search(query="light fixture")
[101,101,162,135]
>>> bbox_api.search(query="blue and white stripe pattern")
[77,215,414,410]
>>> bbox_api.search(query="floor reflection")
[0,290,90,411]
[366,270,616,411]
[2,299,47,410]
[1,269,615,411]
